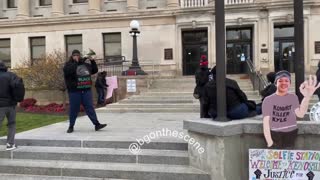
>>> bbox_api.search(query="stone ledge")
[183,115,320,136]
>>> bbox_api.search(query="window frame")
[103,32,122,60]
[39,0,52,6]
[30,36,46,64]
[73,0,88,3]
[7,0,17,8]
[65,35,83,57]
[0,38,11,68]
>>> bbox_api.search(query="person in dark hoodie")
[63,49,107,133]
[260,72,277,102]
[194,55,210,118]
[95,71,108,106]
[203,66,260,120]
[0,60,23,150]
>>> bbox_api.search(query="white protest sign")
[249,149,319,180]
[127,79,136,92]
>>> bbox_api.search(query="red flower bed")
[20,98,37,108]
[20,99,66,113]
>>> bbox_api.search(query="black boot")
[95,124,107,131]
[67,126,74,133]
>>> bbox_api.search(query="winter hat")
[200,55,208,66]
[0,60,8,72]
[72,49,81,56]
[266,72,276,84]
[275,70,291,84]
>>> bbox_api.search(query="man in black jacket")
[63,50,106,133]
[203,66,258,120]
[0,60,21,150]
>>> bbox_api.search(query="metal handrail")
[245,59,268,92]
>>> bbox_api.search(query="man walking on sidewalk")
[0,60,24,150]
[63,49,107,133]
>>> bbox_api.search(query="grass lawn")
[0,113,68,137]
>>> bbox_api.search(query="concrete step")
[0,159,211,180]
[128,96,194,100]
[0,146,188,166]
[107,104,198,109]
[98,107,200,113]
[0,139,188,151]
[0,174,127,180]
[118,99,194,104]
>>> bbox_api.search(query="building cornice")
[0,0,318,29]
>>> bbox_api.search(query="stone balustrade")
[184,117,320,180]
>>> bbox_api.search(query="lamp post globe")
[126,20,147,75]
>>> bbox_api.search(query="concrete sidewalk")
[2,113,199,143]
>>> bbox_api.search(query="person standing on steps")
[0,60,25,150]
[63,49,107,133]
[194,55,210,118]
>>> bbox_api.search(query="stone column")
[127,0,138,11]
[167,0,179,8]
[51,0,64,17]
[17,0,30,19]
[89,0,101,14]
[258,9,270,70]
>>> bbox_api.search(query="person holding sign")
[262,70,320,149]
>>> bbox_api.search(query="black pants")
[270,129,298,149]
[200,99,209,118]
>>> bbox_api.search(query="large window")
[7,0,17,8]
[73,0,88,3]
[65,35,82,57]
[0,39,11,68]
[30,37,46,63]
[103,33,121,59]
[39,0,52,6]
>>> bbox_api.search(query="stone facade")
[0,0,319,74]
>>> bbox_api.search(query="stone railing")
[184,117,320,180]
[180,0,208,8]
[225,0,254,5]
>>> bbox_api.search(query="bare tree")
[14,50,68,107]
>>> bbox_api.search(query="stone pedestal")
[167,0,179,8]
[17,0,30,19]
[89,0,101,14]
[127,0,139,11]
[184,117,320,180]
[51,0,64,17]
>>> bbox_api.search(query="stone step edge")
[0,158,210,177]
[0,139,188,150]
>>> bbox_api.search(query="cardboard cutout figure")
[262,70,320,149]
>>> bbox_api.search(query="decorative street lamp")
[125,20,147,75]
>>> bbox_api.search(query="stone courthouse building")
[0,0,320,76]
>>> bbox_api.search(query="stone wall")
[184,118,320,180]
[24,75,152,105]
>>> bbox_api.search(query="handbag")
[193,86,200,99]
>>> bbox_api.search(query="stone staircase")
[0,137,210,179]
[99,75,262,113]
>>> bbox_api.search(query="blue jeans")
[68,90,100,127]
[209,103,249,120]
[96,87,105,105]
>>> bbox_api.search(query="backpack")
[11,75,25,102]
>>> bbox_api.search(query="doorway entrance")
[226,27,252,74]
[274,25,295,73]
[182,29,208,75]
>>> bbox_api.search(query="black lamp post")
[127,20,147,75]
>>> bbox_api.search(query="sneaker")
[6,143,17,151]
[95,124,107,131]
[67,127,74,133]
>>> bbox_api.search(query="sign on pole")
[127,79,136,92]
[249,149,318,180]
